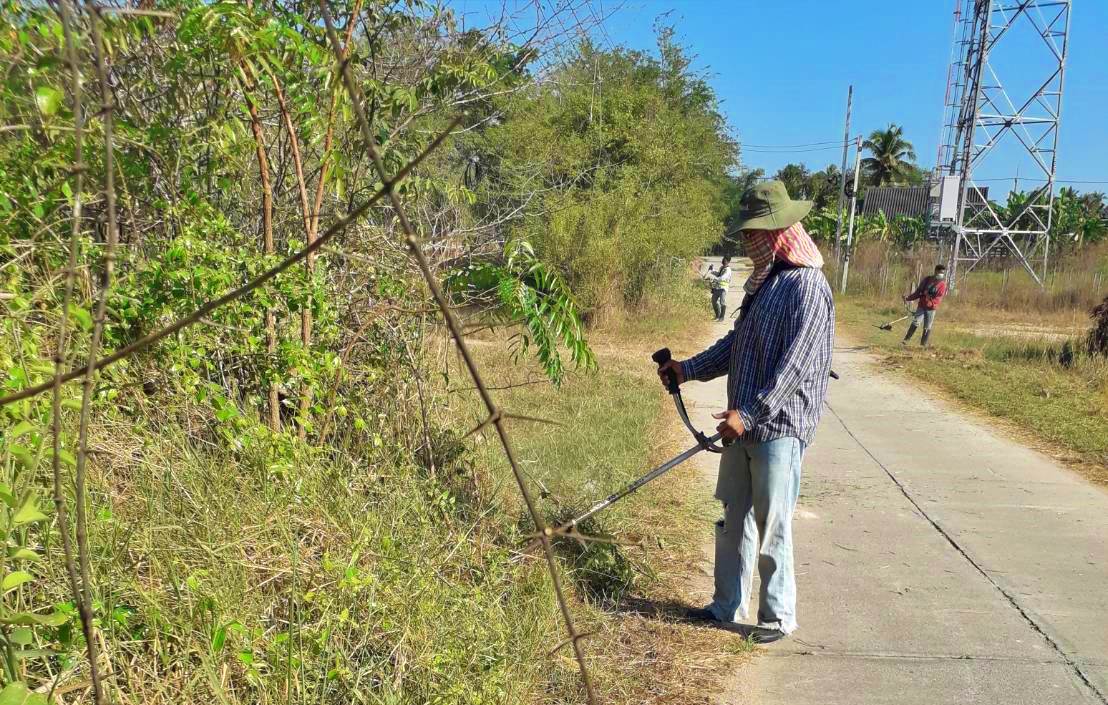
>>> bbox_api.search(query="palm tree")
[861,124,917,187]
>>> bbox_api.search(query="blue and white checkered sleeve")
[680,330,733,383]
[736,282,832,430]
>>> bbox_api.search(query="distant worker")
[706,256,732,321]
[903,264,948,347]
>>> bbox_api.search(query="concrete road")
[677,258,1108,705]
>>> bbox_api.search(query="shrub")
[1089,295,1108,357]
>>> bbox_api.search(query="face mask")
[743,231,774,294]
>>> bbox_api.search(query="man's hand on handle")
[656,359,685,389]
[712,410,745,440]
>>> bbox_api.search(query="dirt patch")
[953,322,1087,342]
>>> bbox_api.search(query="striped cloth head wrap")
[742,222,824,294]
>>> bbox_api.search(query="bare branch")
[73,7,116,703]
[52,3,103,703]
[236,61,281,430]
[94,7,174,18]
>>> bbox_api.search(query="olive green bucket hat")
[730,179,813,234]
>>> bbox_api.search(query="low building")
[860,181,989,224]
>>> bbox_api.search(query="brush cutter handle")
[652,347,681,394]
[653,347,725,453]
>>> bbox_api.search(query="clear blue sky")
[453,1,1108,191]
[596,0,1108,189]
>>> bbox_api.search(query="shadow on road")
[615,595,752,636]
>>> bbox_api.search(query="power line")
[972,177,1108,185]
[741,138,848,148]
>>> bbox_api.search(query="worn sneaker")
[684,606,720,623]
[748,627,789,644]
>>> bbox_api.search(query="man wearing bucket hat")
[657,180,835,643]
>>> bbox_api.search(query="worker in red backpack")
[903,264,948,347]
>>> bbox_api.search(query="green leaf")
[9,628,32,646]
[211,624,227,652]
[0,612,67,627]
[13,496,47,526]
[7,421,34,440]
[2,571,33,592]
[7,445,32,470]
[214,403,238,423]
[0,681,48,705]
[7,549,39,562]
[34,86,62,117]
[67,305,92,332]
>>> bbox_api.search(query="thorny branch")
[319,2,599,702]
[52,2,105,703]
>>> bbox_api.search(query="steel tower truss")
[937,0,1070,286]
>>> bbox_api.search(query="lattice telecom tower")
[935,0,1070,287]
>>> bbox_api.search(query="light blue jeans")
[708,437,804,634]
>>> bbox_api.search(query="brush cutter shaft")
[569,432,723,527]
[877,299,917,331]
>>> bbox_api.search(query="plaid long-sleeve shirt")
[680,266,835,445]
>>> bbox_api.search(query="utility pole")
[834,85,853,262]
[839,135,863,295]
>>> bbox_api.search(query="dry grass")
[830,240,1108,329]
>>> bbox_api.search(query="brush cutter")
[876,301,915,332]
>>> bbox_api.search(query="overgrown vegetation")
[0,2,741,702]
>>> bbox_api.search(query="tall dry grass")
[830,241,1108,328]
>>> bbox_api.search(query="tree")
[769,163,840,209]
[861,124,918,186]
[472,30,737,311]
[808,164,842,209]
[1052,187,1107,248]
[773,163,811,201]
